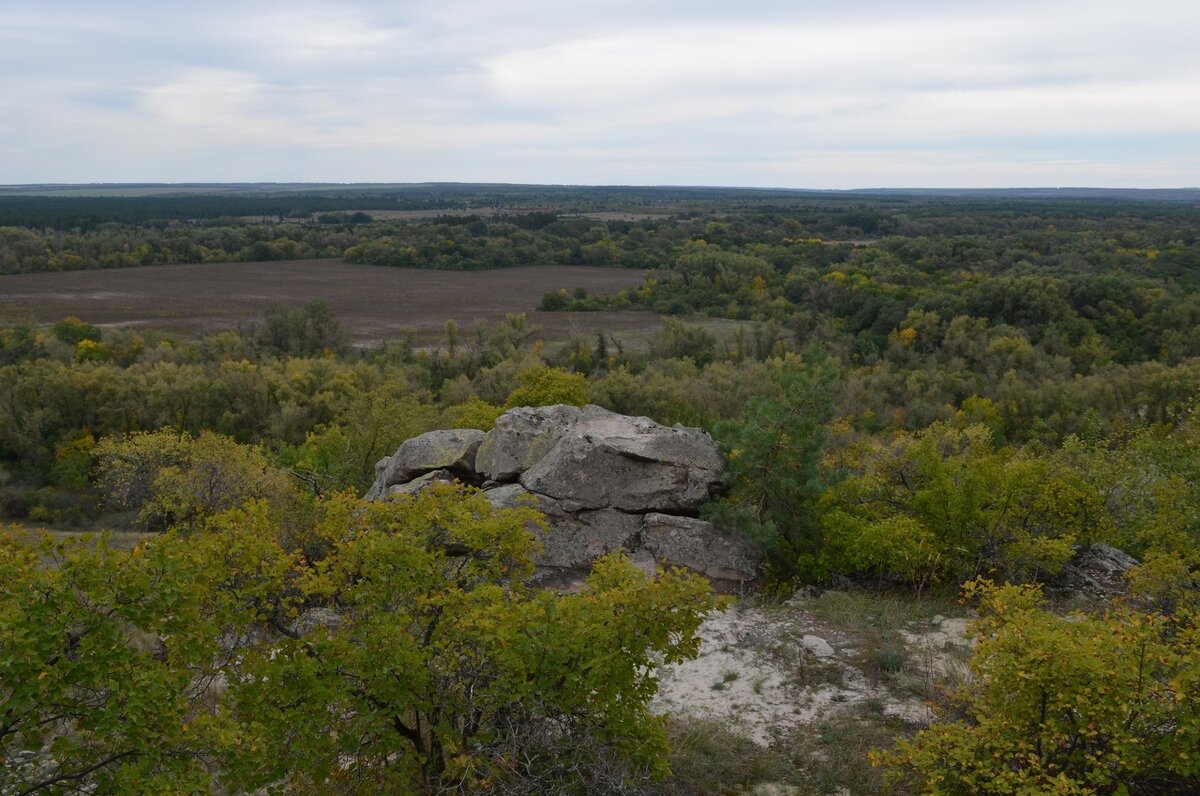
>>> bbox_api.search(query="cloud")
[1,0,1198,186]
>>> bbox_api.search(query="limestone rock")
[485,483,640,574]
[640,513,763,584]
[370,429,484,497]
[475,405,582,482]
[519,405,723,512]
[367,405,765,590]
[800,634,835,658]
[1050,543,1138,600]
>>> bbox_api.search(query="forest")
[2,186,1199,794]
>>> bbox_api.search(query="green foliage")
[93,429,294,532]
[257,301,347,356]
[0,525,267,793]
[820,424,1106,588]
[441,396,504,431]
[503,365,589,409]
[649,317,718,366]
[227,486,716,791]
[879,579,1200,794]
[50,316,101,346]
[707,351,837,575]
[284,385,441,495]
[0,485,717,793]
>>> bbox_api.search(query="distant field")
[0,259,657,347]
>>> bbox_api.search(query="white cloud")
[1,0,1199,185]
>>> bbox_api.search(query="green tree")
[224,486,716,791]
[0,486,716,794]
[819,424,1105,589]
[93,429,294,532]
[707,352,837,576]
[0,526,270,793]
[503,366,589,409]
[285,387,440,495]
[257,301,346,356]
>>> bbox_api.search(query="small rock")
[800,634,835,658]
[752,784,800,796]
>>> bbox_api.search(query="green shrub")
[878,579,1200,794]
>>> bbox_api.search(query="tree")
[256,301,347,356]
[93,429,294,532]
[707,351,837,576]
[649,318,717,366]
[284,386,441,495]
[0,526,268,794]
[1,486,716,793]
[503,366,589,409]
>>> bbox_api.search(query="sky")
[2,0,1198,189]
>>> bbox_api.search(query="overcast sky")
[2,0,1198,188]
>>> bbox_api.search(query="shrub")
[878,579,1200,794]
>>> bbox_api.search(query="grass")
[664,718,799,795]
[710,670,741,691]
[665,711,916,796]
[806,588,962,685]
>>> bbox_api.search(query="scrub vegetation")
[2,185,1198,793]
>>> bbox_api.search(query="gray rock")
[640,513,763,584]
[1051,543,1138,600]
[800,634,835,658]
[483,482,539,511]
[366,405,765,591]
[287,607,342,637]
[485,483,640,571]
[374,429,485,491]
[519,406,724,512]
[475,405,583,481]
[386,469,456,498]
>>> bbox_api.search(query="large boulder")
[386,469,457,499]
[1049,543,1138,601]
[519,405,724,512]
[366,429,485,499]
[367,405,763,590]
[486,483,641,578]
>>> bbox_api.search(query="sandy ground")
[653,601,973,746]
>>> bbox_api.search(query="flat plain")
[0,259,654,346]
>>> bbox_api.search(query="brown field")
[0,259,660,347]
[240,209,675,223]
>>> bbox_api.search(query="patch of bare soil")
[653,598,973,746]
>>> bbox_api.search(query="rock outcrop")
[1048,543,1138,601]
[366,405,763,590]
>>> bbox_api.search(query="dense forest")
[2,186,1199,793]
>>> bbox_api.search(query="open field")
[0,259,658,347]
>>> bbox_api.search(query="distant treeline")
[3,191,1198,275]
[0,184,837,230]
